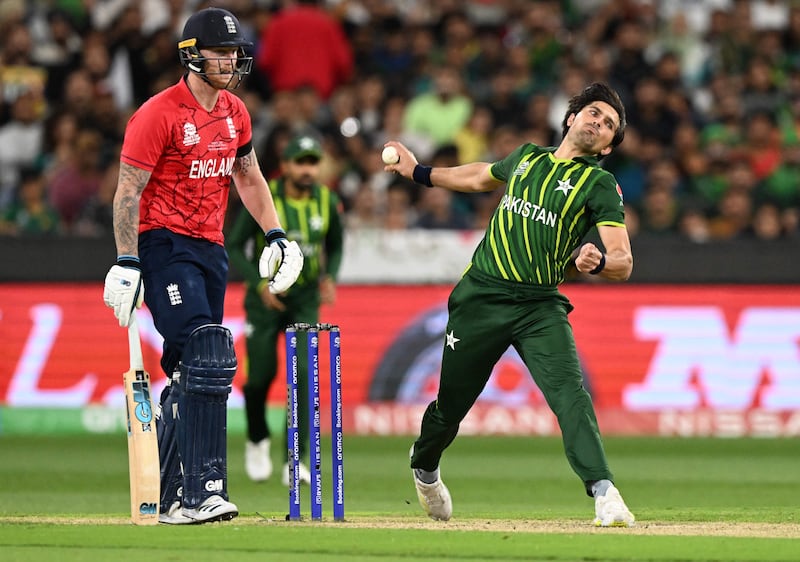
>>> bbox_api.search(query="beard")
[293,175,315,191]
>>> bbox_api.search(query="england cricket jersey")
[471,143,625,287]
[120,76,252,245]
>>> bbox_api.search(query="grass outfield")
[0,434,798,561]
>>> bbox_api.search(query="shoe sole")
[159,517,201,525]
[593,518,634,527]
[187,510,239,524]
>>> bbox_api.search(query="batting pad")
[177,324,237,508]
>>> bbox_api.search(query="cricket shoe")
[281,461,312,486]
[593,485,635,527]
[245,438,273,482]
[159,501,198,525]
[183,495,239,523]
[410,445,452,521]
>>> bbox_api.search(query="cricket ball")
[381,146,400,164]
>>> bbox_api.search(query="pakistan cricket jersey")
[472,143,625,286]
[227,179,344,292]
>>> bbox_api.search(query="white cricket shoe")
[245,438,272,482]
[183,495,239,523]
[281,461,312,487]
[593,485,635,527]
[159,501,197,525]
[412,469,452,521]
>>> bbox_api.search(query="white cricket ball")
[381,146,400,164]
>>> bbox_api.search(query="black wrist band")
[412,164,434,187]
[265,228,287,244]
[116,255,141,270]
[589,254,606,275]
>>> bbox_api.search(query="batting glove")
[103,256,144,327]
[259,228,304,294]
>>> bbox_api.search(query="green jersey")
[227,178,344,292]
[471,143,625,287]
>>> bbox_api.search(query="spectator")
[0,168,60,235]
[414,186,471,230]
[1,21,48,108]
[57,68,97,126]
[608,19,655,104]
[255,0,353,100]
[678,207,711,243]
[46,127,103,228]
[453,104,493,164]
[708,186,754,240]
[37,110,79,173]
[72,159,118,237]
[483,65,526,129]
[403,64,472,148]
[369,16,416,97]
[354,73,387,140]
[782,3,800,68]
[638,183,680,236]
[346,183,382,230]
[740,110,783,180]
[412,143,471,229]
[547,64,588,137]
[30,8,83,105]
[603,127,648,207]
[649,12,709,88]
[0,89,45,210]
[374,95,435,164]
[740,55,786,116]
[465,25,506,99]
[383,177,418,230]
[748,202,784,240]
[626,76,678,145]
[757,141,800,209]
[521,93,559,147]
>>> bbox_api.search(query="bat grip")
[128,311,145,371]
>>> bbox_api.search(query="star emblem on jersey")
[445,330,460,351]
[310,215,324,231]
[555,178,574,195]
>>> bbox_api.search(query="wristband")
[589,254,606,275]
[116,255,141,270]
[412,164,434,187]
[265,228,287,244]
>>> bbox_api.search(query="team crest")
[555,178,574,195]
[183,122,200,146]
[513,162,530,176]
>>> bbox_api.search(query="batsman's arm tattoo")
[233,149,254,176]
[113,162,151,256]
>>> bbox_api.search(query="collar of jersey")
[545,148,598,166]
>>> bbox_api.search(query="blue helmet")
[178,8,253,87]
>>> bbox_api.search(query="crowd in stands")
[1,0,799,243]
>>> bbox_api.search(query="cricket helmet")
[178,8,253,85]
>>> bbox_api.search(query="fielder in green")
[384,83,635,527]
[227,134,344,486]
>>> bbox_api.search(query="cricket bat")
[123,311,160,525]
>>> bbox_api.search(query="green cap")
[283,135,323,161]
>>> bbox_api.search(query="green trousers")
[242,284,320,462]
[410,267,613,493]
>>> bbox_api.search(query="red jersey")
[120,77,252,245]
[256,6,353,100]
